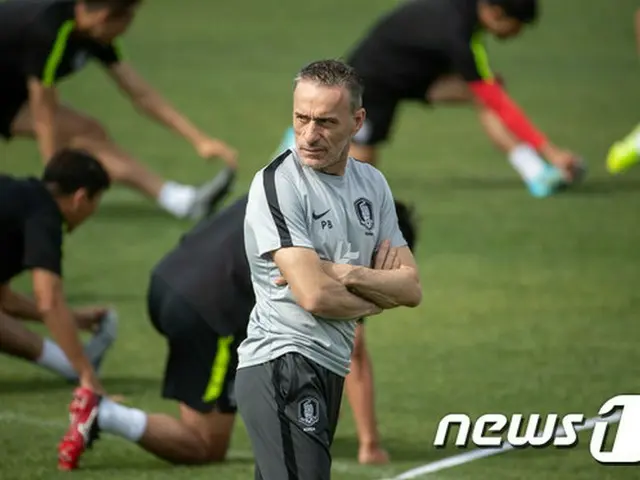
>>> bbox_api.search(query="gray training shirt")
[238,149,407,376]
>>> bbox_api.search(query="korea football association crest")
[354,197,374,232]
[298,397,320,432]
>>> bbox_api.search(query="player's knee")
[69,115,110,143]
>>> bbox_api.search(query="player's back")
[0,175,49,224]
[347,0,477,92]
[0,0,68,73]
[0,175,61,283]
[152,194,253,336]
[241,150,394,376]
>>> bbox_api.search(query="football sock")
[98,397,147,442]
[157,182,197,218]
[508,144,546,181]
[36,339,77,380]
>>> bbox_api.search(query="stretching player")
[0,291,117,383]
[606,8,640,174]
[0,149,112,395]
[278,0,583,198]
[57,192,416,469]
[0,0,237,219]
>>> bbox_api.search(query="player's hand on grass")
[73,307,108,333]
[540,144,582,181]
[80,371,105,396]
[195,136,238,169]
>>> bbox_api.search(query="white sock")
[36,339,77,380]
[508,144,546,181]
[157,182,197,218]
[98,397,147,442]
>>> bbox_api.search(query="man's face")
[65,190,103,232]
[292,80,365,171]
[481,5,524,39]
[78,4,139,43]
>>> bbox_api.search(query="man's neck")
[320,155,349,176]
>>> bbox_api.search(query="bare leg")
[477,108,520,154]
[345,322,389,465]
[10,105,234,218]
[11,105,165,198]
[96,399,235,464]
[426,74,519,153]
[0,309,43,361]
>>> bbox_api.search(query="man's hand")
[373,240,402,271]
[73,306,108,333]
[195,136,238,169]
[540,143,582,181]
[80,371,105,395]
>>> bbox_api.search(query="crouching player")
[58,193,417,469]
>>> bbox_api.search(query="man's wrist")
[341,265,365,288]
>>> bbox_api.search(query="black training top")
[347,0,490,97]
[0,175,64,285]
[152,195,254,336]
[0,0,122,91]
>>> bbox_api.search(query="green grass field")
[1,0,640,478]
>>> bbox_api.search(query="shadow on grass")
[0,376,159,395]
[96,202,185,224]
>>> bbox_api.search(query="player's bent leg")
[477,108,564,198]
[126,403,236,464]
[0,308,83,380]
[426,74,474,104]
[10,104,233,219]
[237,353,344,480]
[345,322,389,465]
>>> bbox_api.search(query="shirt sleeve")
[89,40,124,66]
[22,208,64,277]
[376,171,407,249]
[22,18,75,86]
[245,166,315,257]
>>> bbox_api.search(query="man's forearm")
[28,84,58,161]
[42,302,93,378]
[310,280,382,320]
[0,289,42,321]
[133,91,205,145]
[343,266,422,308]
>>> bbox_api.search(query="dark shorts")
[236,353,345,480]
[0,84,27,140]
[147,274,246,414]
[349,67,445,147]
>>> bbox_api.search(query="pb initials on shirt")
[239,149,407,377]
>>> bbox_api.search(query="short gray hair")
[293,59,363,112]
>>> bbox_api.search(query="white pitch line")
[387,411,622,480]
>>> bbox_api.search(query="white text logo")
[434,395,640,464]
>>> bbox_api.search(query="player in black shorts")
[277,0,584,198]
[0,148,113,394]
[0,0,237,220]
[58,194,417,469]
